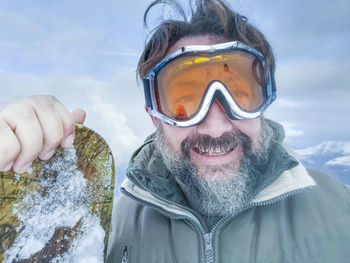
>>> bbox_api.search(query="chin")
[195,161,240,181]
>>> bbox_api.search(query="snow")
[295,141,350,158]
[295,141,350,171]
[5,147,105,263]
[325,155,350,168]
[51,214,105,263]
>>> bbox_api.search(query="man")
[0,0,349,262]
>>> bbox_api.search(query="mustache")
[181,131,252,156]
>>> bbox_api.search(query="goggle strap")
[143,78,153,108]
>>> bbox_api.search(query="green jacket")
[106,123,350,263]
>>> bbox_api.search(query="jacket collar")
[122,120,316,216]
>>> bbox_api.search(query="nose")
[197,100,232,137]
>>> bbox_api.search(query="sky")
[1,0,349,182]
[1,2,349,260]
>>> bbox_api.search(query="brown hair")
[137,0,276,80]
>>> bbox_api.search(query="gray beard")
[154,118,274,217]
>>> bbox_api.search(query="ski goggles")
[143,41,276,127]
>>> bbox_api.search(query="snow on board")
[0,125,115,262]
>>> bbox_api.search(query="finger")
[0,119,20,171]
[10,116,44,174]
[52,104,79,148]
[71,108,86,125]
[21,99,66,159]
[1,102,44,171]
[37,110,65,159]
[54,107,86,149]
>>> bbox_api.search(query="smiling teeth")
[194,145,235,155]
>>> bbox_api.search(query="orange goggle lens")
[154,51,266,120]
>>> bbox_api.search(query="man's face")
[157,35,262,179]
[160,104,262,179]
[153,35,273,216]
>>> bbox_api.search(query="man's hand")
[0,95,86,174]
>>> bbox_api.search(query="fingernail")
[61,134,74,148]
[40,149,55,160]
[18,162,32,174]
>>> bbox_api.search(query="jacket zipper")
[203,233,214,263]
[121,185,313,263]
[121,246,128,263]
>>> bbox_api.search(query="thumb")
[71,109,86,124]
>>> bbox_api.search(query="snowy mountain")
[294,141,350,184]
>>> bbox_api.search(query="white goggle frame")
[143,41,276,127]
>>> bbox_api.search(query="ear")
[145,105,157,127]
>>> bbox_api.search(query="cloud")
[270,54,350,146]
[87,89,143,164]
[276,57,350,96]
[279,121,304,137]
[272,98,300,109]
[243,0,350,56]
[325,155,350,169]
[294,140,350,172]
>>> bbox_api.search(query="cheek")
[162,124,193,151]
[232,119,261,149]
